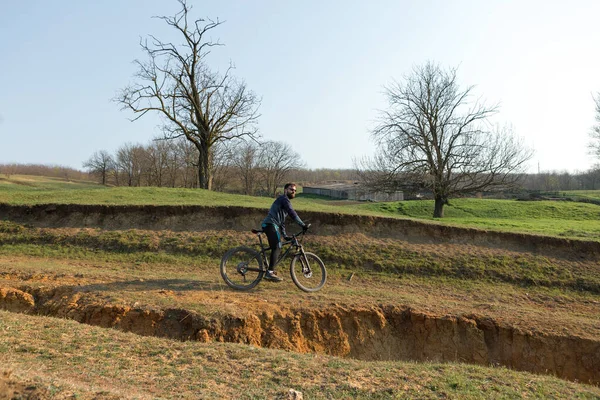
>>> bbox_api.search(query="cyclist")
[261,182,307,282]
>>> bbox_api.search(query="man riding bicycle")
[261,182,307,282]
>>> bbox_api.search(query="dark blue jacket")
[262,195,304,236]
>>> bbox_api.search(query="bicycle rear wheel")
[290,252,327,292]
[220,246,264,290]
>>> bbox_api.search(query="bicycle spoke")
[290,252,327,292]
[220,247,264,290]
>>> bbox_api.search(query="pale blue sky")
[1,0,599,173]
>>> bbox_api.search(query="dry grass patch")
[1,311,600,399]
[2,223,599,293]
[0,252,599,341]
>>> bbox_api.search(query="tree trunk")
[433,195,447,218]
[197,148,212,190]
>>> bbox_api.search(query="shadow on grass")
[76,278,223,293]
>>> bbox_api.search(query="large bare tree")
[368,62,532,218]
[116,0,260,190]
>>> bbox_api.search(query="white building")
[302,182,403,202]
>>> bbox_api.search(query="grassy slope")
[1,238,599,338]
[2,175,600,240]
[2,223,599,295]
[0,238,599,398]
[360,198,600,239]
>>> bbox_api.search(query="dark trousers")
[262,223,281,271]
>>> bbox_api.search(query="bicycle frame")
[253,229,305,270]
[220,224,326,292]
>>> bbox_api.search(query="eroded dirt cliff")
[1,203,599,259]
[1,283,599,385]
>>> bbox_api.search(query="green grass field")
[360,197,600,239]
[561,190,600,201]
[2,174,600,240]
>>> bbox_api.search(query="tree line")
[0,163,88,181]
[80,137,359,196]
[3,158,600,195]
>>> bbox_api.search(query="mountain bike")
[220,224,327,292]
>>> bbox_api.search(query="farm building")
[302,182,403,202]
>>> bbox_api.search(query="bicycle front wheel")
[220,246,264,290]
[290,252,327,292]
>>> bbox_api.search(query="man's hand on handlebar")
[302,223,311,232]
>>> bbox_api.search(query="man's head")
[284,182,297,199]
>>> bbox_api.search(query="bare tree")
[174,138,200,188]
[82,150,115,185]
[588,93,600,161]
[116,0,260,190]
[229,140,260,195]
[1,163,19,179]
[290,168,358,184]
[258,141,304,197]
[581,167,600,190]
[115,143,147,187]
[368,62,533,217]
[157,139,181,188]
[160,137,187,187]
[210,140,235,192]
[145,140,172,187]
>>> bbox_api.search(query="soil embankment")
[1,285,599,385]
[1,203,598,259]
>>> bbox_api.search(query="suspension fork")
[295,244,310,269]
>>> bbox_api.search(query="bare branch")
[588,93,600,160]
[364,61,532,217]
[114,0,260,190]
